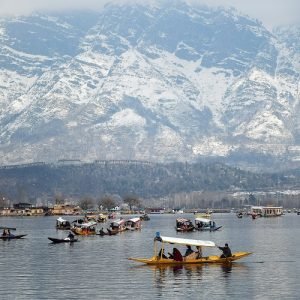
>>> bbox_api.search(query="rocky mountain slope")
[0,1,299,168]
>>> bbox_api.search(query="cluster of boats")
[1,212,252,265]
[52,214,147,241]
[176,216,222,232]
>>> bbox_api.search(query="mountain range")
[0,1,300,169]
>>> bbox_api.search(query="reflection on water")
[0,214,299,299]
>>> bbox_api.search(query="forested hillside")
[0,161,298,203]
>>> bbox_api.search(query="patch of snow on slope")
[109,108,146,127]
[192,137,234,156]
[235,109,293,142]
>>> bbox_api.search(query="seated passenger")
[196,246,202,259]
[184,245,194,257]
[169,248,183,261]
[158,248,168,259]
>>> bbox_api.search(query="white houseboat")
[251,206,283,217]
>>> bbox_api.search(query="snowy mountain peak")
[0,2,299,168]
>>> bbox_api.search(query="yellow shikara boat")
[129,234,252,265]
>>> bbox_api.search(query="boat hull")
[176,227,194,232]
[0,234,27,240]
[48,237,78,243]
[129,252,252,265]
[195,226,222,232]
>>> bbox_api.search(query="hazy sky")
[0,0,299,29]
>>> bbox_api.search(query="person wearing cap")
[218,243,232,258]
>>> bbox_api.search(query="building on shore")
[0,202,45,216]
[0,203,81,216]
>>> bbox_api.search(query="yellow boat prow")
[128,252,252,265]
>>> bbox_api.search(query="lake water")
[0,213,299,299]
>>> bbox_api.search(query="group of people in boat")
[2,229,13,237]
[196,220,216,230]
[158,243,232,261]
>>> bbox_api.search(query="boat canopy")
[81,221,97,228]
[157,235,216,247]
[195,217,211,224]
[129,217,141,223]
[56,217,67,223]
[111,219,125,226]
[176,218,190,223]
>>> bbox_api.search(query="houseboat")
[125,217,142,230]
[251,206,283,217]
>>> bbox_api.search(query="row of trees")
[76,194,142,211]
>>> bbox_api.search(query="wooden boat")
[48,237,78,243]
[175,218,194,232]
[129,234,252,265]
[0,226,27,240]
[140,214,150,221]
[71,221,97,235]
[236,212,243,218]
[108,218,126,234]
[56,217,71,230]
[195,218,222,231]
[0,234,27,240]
[125,217,142,230]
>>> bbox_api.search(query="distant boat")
[140,214,150,221]
[48,237,78,243]
[194,218,222,231]
[71,221,97,235]
[56,217,71,230]
[175,218,194,232]
[0,226,27,240]
[125,217,142,230]
[236,212,243,218]
[251,206,283,217]
[108,218,127,234]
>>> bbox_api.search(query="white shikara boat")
[129,233,251,265]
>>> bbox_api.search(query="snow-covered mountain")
[0,1,299,167]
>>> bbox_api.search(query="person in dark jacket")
[218,243,232,258]
[67,231,75,240]
[184,245,194,257]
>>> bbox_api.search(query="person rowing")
[217,243,232,258]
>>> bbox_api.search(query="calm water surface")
[0,213,299,299]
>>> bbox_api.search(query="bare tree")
[78,196,95,211]
[123,195,141,211]
[98,195,116,210]
[0,193,6,209]
[54,193,65,205]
